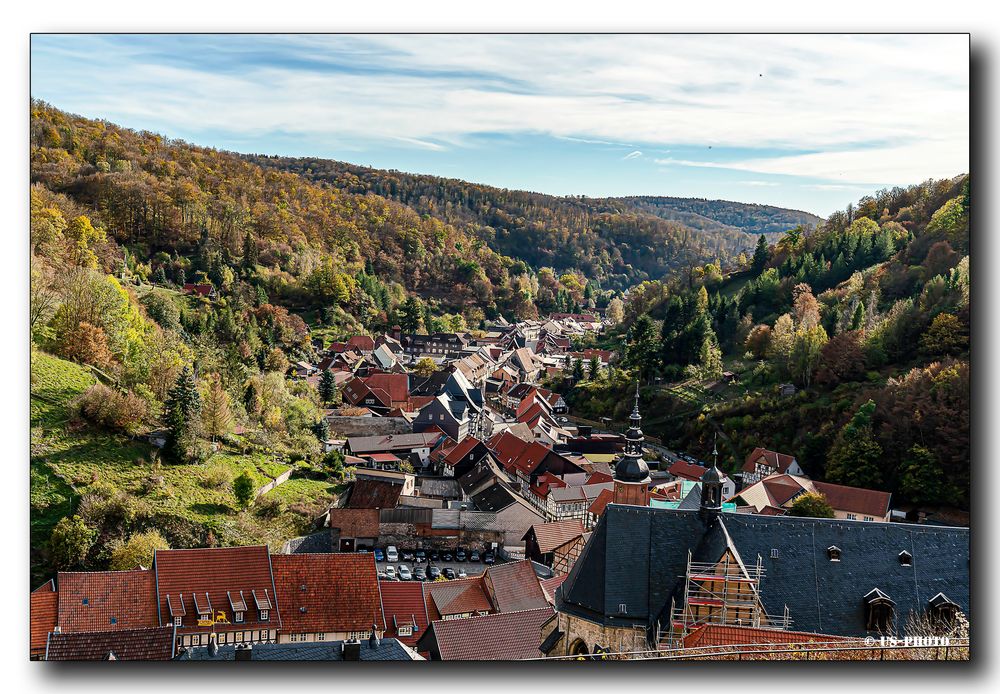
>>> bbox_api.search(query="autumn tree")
[788,491,835,518]
[201,373,235,440]
[788,325,828,387]
[815,330,866,386]
[744,325,772,360]
[109,530,169,570]
[413,358,438,378]
[792,283,820,330]
[920,313,967,356]
[606,297,624,324]
[49,515,96,571]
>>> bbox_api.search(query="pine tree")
[588,355,601,380]
[572,357,585,381]
[399,296,423,334]
[201,373,234,440]
[175,267,186,287]
[241,232,258,272]
[825,400,884,489]
[164,365,201,462]
[312,417,330,442]
[319,369,337,405]
[751,234,770,274]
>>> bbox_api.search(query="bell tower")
[699,436,724,522]
[613,383,651,506]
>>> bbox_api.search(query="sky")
[30,34,969,217]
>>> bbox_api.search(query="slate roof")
[271,554,385,634]
[417,607,553,660]
[45,625,177,661]
[348,432,441,454]
[379,581,430,647]
[557,504,970,638]
[346,479,404,509]
[178,638,420,661]
[326,508,380,538]
[523,519,586,554]
[471,482,520,513]
[56,569,158,633]
[153,546,278,632]
[484,560,550,613]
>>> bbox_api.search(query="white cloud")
[623,151,643,160]
[739,180,780,187]
[31,34,969,185]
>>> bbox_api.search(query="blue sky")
[30,34,969,216]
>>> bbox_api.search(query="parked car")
[377,571,388,580]
[442,550,454,562]
[398,565,412,581]
[443,568,456,580]
[386,546,399,562]
[373,548,385,562]
[415,549,427,563]
[469,549,481,562]
[483,551,495,565]
[414,566,426,581]
[401,549,415,562]
[358,548,370,554]
[457,568,468,578]
[428,550,440,562]
[427,566,442,580]
[455,547,467,562]
[385,565,397,580]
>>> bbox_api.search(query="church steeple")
[613,383,651,506]
[699,434,724,522]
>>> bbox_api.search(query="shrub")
[200,461,233,489]
[73,383,149,435]
[109,530,169,570]
[254,495,285,519]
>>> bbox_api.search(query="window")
[398,625,413,637]
[234,611,244,623]
[846,513,857,520]
[109,617,117,625]
[770,549,779,559]
[260,609,269,621]
[236,632,244,642]
[82,598,89,605]
[928,593,959,626]
[174,616,182,626]
[864,589,896,633]
[618,603,628,614]
[864,516,874,522]
[316,633,326,642]
[199,613,211,623]
[899,551,913,567]
[827,546,842,562]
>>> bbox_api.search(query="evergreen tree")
[571,356,585,381]
[164,365,201,462]
[175,267,186,287]
[751,234,770,274]
[201,373,234,440]
[825,400,884,489]
[241,231,259,272]
[319,369,337,405]
[312,417,330,442]
[625,314,660,383]
[152,265,167,285]
[588,355,601,380]
[399,296,423,334]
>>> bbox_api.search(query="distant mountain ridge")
[247,155,821,290]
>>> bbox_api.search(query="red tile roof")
[347,335,376,352]
[811,480,891,518]
[484,560,549,613]
[30,580,57,657]
[326,508,380,538]
[271,554,384,635]
[423,578,494,619]
[56,569,158,633]
[508,441,552,477]
[487,431,533,467]
[442,437,483,468]
[668,459,710,481]
[153,546,278,632]
[588,487,614,518]
[523,519,585,554]
[539,574,569,605]
[347,479,404,509]
[682,624,850,649]
[45,625,177,661]
[365,452,402,464]
[363,372,409,404]
[742,447,798,474]
[420,607,553,660]
[379,581,430,647]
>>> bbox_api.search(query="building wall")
[547,612,648,658]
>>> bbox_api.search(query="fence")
[254,468,292,498]
[536,638,969,661]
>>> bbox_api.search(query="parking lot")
[370,548,497,581]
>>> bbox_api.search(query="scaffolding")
[659,550,791,648]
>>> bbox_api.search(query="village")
[29,310,970,661]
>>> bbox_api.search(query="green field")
[30,350,338,583]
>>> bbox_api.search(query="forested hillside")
[567,176,970,511]
[247,155,817,291]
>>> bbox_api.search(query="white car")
[385,565,396,580]
[457,568,468,578]
[398,565,412,581]
[386,545,398,562]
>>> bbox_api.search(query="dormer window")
[927,593,959,626]
[234,611,244,623]
[899,550,913,567]
[864,589,896,633]
[260,609,269,621]
[827,546,842,562]
[174,616,182,626]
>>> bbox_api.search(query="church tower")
[699,436,724,522]
[613,383,651,507]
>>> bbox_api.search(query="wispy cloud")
[739,180,780,187]
[623,151,643,160]
[30,34,968,187]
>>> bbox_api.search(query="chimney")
[234,643,252,661]
[343,639,362,661]
[368,624,380,650]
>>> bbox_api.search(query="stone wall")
[326,416,412,437]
